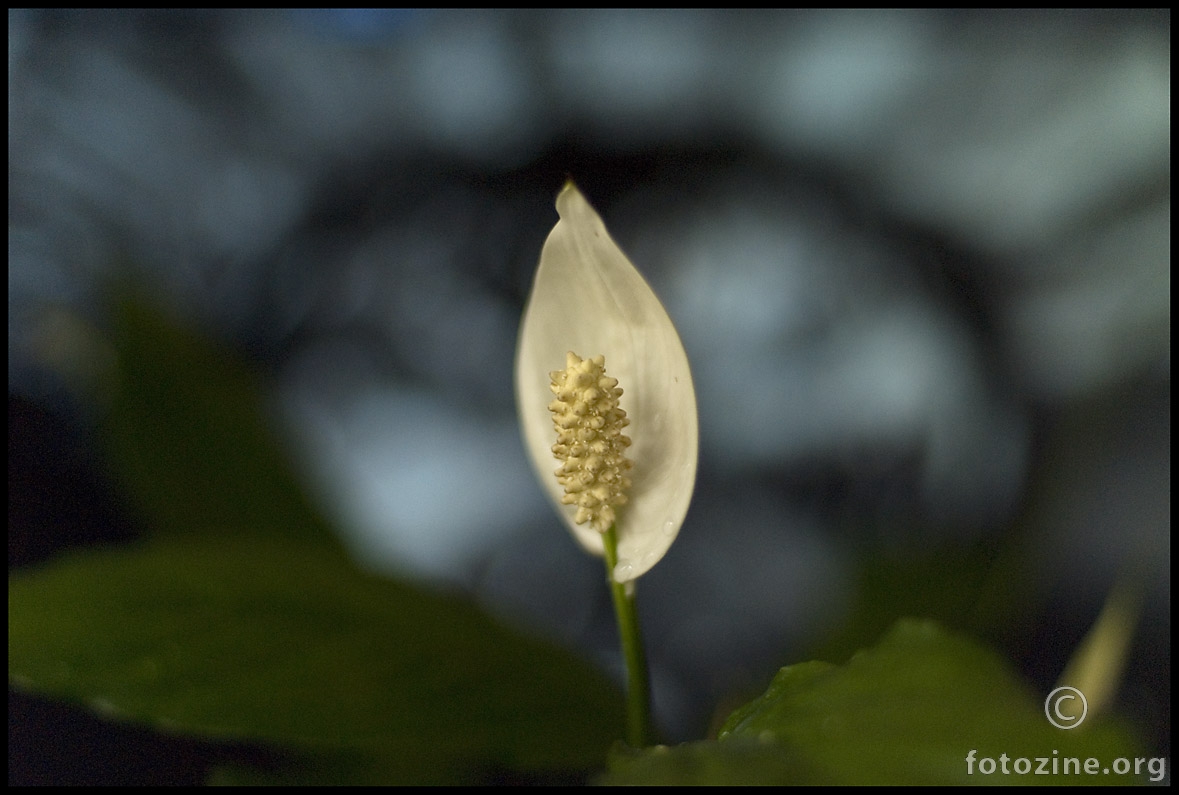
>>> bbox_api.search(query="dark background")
[9,9,1169,784]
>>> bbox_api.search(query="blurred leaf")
[102,297,334,545]
[604,619,1143,785]
[13,295,626,782]
[810,543,1029,665]
[603,738,826,786]
[9,535,625,784]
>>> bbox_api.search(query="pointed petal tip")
[555,180,593,220]
[557,179,581,206]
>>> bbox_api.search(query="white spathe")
[515,182,698,582]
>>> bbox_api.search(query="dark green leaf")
[603,738,827,786]
[102,297,334,545]
[604,619,1143,785]
[9,536,624,784]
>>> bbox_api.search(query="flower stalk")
[601,523,654,748]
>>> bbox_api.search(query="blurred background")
[9,9,1169,783]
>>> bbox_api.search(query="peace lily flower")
[515,181,698,584]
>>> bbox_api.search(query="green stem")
[601,523,654,747]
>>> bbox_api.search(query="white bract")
[515,182,698,583]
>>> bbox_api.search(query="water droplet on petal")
[662,519,676,536]
[613,560,634,581]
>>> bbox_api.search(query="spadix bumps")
[549,352,634,532]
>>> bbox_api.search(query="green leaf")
[9,535,624,784]
[604,619,1144,785]
[603,738,828,786]
[101,297,335,545]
